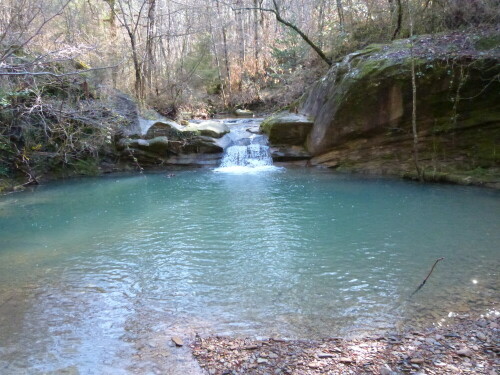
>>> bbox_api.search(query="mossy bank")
[262,29,500,187]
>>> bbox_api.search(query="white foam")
[213,165,281,174]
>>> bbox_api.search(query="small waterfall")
[214,120,279,173]
[219,144,273,168]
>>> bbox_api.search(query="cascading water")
[219,144,273,168]
[214,119,280,173]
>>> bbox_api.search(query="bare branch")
[0,0,73,62]
[0,63,121,77]
[410,258,444,297]
[232,0,332,66]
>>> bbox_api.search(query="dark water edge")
[3,159,500,196]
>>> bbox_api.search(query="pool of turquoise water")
[0,169,498,373]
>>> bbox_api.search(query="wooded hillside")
[2,0,498,110]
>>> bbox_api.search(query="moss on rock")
[474,35,500,51]
[261,112,314,146]
[300,30,500,186]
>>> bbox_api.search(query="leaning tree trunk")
[269,0,332,66]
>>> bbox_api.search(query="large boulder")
[117,133,223,166]
[145,120,186,139]
[184,137,224,154]
[270,146,312,162]
[147,137,171,153]
[112,92,141,136]
[183,121,230,138]
[117,136,170,154]
[234,109,254,117]
[298,30,500,183]
[260,112,314,146]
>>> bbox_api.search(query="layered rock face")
[264,31,500,184]
[260,113,313,161]
[117,120,225,166]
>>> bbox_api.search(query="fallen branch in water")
[410,257,444,298]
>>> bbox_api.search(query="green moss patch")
[475,35,500,51]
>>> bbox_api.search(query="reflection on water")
[0,169,499,373]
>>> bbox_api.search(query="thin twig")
[410,257,444,297]
[0,63,120,77]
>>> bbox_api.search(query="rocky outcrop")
[261,112,314,146]
[183,121,230,138]
[117,119,224,167]
[270,146,312,162]
[265,30,500,185]
[259,112,313,162]
[145,120,186,139]
[112,92,141,136]
[301,41,500,158]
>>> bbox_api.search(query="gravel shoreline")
[191,313,499,374]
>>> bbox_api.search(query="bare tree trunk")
[216,0,231,93]
[235,0,331,66]
[253,0,260,75]
[144,0,156,95]
[318,0,326,49]
[392,0,403,40]
[165,0,172,92]
[236,0,246,64]
[336,0,345,33]
[208,7,226,105]
[130,32,144,99]
[408,0,422,180]
[104,0,118,89]
[115,0,147,100]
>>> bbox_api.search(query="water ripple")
[0,170,498,372]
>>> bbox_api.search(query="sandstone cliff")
[264,30,500,186]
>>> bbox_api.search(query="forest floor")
[190,313,499,375]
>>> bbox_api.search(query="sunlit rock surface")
[264,31,500,185]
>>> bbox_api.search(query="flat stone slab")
[260,112,314,146]
[270,146,311,161]
[183,121,230,138]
